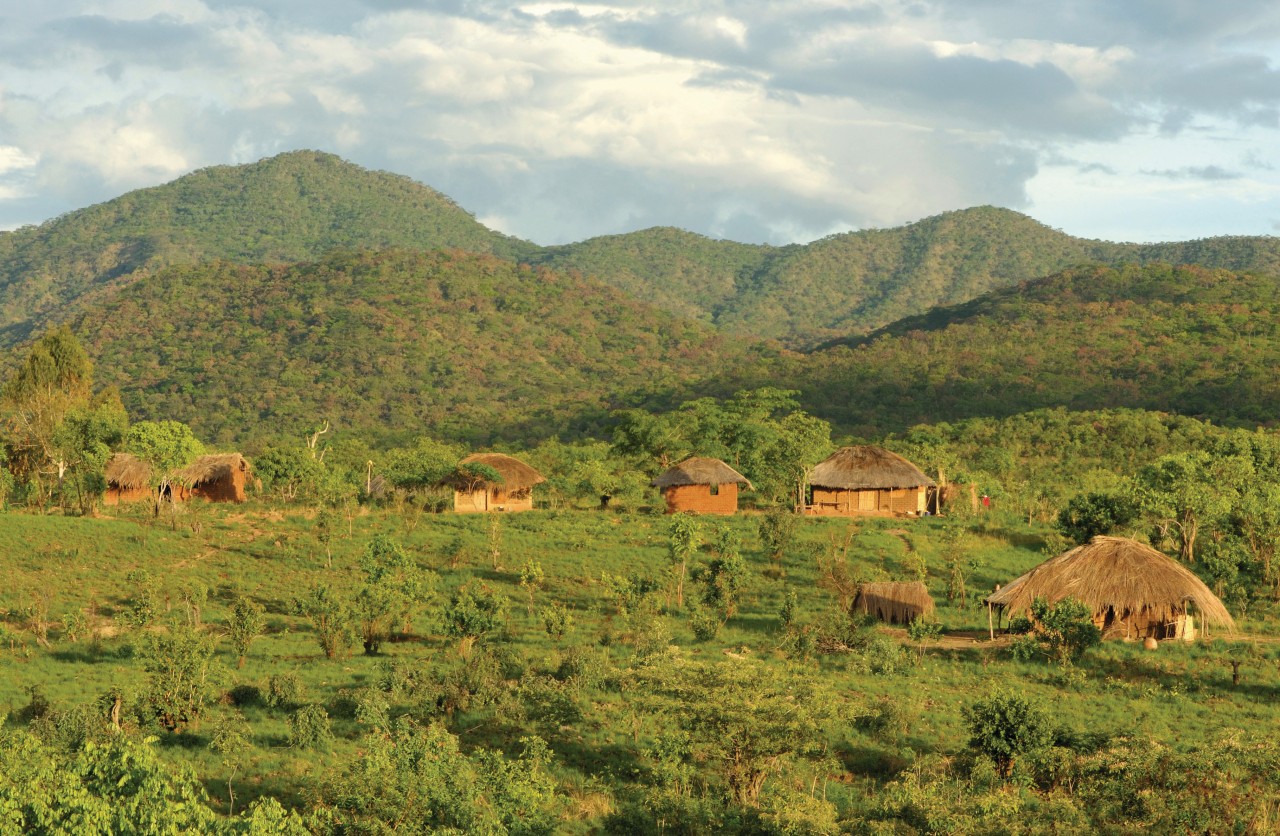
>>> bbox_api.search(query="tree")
[50,394,128,515]
[962,693,1055,779]
[124,420,203,516]
[695,525,749,621]
[667,513,703,609]
[294,583,355,659]
[1055,491,1138,545]
[442,582,508,657]
[141,623,218,732]
[2,326,97,506]
[1133,452,1242,563]
[1023,597,1102,666]
[354,534,436,654]
[227,595,266,669]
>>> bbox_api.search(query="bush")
[288,704,334,750]
[962,693,1055,779]
[689,607,722,642]
[266,671,307,710]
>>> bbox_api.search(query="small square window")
[709,484,720,496]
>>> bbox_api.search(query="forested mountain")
[5,151,1280,354]
[74,249,750,448]
[0,151,535,346]
[738,262,1280,438]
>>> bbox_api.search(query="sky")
[2,1,1280,246]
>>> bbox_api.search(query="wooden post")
[988,602,994,640]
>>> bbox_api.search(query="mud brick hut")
[806,446,935,516]
[651,457,753,515]
[984,535,1235,641]
[104,453,154,505]
[174,454,253,503]
[451,453,545,513]
[852,581,936,625]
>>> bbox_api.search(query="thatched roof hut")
[452,453,545,513]
[105,453,151,490]
[652,456,753,515]
[810,446,935,490]
[985,536,1234,640]
[807,446,935,517]
[651,457,752,490]
[853,581,935,624]
[104,453,154,505]
[175,453,253,503]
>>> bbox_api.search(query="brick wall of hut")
[662,483,739,515]
[104,485,153,506]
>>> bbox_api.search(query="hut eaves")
[651,457,753,490]
[457,453,545,490]
[809,446,935,491]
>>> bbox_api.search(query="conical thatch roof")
[651,457,753,490]
[457,453,545,490]
[853,581,935,624]
[175,453,251,488]
[105,453,152,489]
[809,446,935,490]
[985,536,1234,630]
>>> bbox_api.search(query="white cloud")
[0,0,1278,243]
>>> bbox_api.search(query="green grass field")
[3,502,1278,832]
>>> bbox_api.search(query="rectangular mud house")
[451,453,545,513]
[175,454,253,503]
[806,445,935,516]
[651,456,752,515]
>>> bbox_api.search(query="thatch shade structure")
[104,453,154,505]
[806,446,935,517]
[651,456,753,515]
[174,454,253,503]
[452,453,545,513]
[853,581,935,625]
[985,536,1234,641]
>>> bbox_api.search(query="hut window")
[709,484,720,496]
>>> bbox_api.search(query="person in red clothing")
[981,493,990,509]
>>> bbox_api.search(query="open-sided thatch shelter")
[175,454,253,503]
[452,453,545,513]
[852,581,935,624]
[651,457,752,515]
[104,453,154,505]
[805,446,935,516]
[985,536,1234,641]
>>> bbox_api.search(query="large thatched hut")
[852,581,935,624]
[985,536,1234,641]
[175,454,253,503]
[104,453,154,505]
[651,457,752,515]
[452,453,545,513]
[806,446,935,516]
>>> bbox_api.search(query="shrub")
[962,693,1055,779]
[689,607,722,642]
[266,671,307,710]
[288,704,334,750]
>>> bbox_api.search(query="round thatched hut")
[852,581,936,624]
[104,453,154,505]
[651,457,753,515]
[984,536,1235,641]
[806,445,935,516]
[452,453,545,513]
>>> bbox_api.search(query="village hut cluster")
[104,452,254,505]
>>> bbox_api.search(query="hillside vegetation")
[760,262,1280,437]
[74,248,748,448]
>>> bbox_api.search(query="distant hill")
[4,151,1280,354]
[0,151,535,346]
[544,208,1280,346]
[74,249,747,448]
[742,262,1280,438]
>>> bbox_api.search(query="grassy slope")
[1,503,1274,826]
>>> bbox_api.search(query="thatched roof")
[105,453,152,490]
[175,453,251,488]
[457,453,545,490]
[810,446,935,490]
[985,536,1235,630]
[651,457,753,490]
[853,581,935,624]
